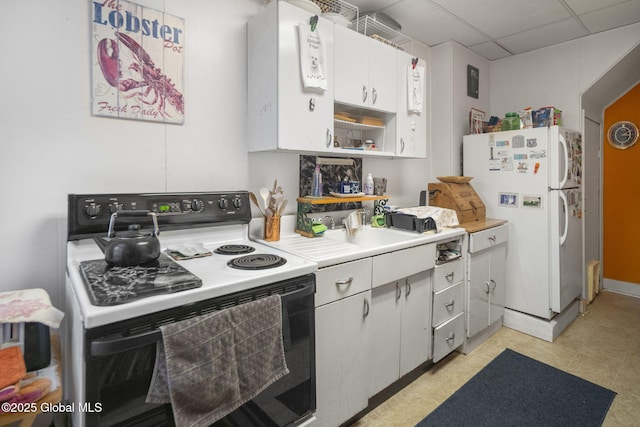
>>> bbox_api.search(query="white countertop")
[253,215,466,268]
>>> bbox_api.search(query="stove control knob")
[232,197,243,209]
[218,198,229,210]
[191,199,203,211]
[85,203,101,218]
[109,203,122,214]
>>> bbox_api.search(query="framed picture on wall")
[91,0,185,124]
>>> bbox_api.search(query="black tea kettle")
[104,210,161,266]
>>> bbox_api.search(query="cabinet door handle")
[326,128,332,148]
[488,235,496,243]
[363,298,370,319]
[362,85,368,103]
[371,88,377,104]
[395,282,402,301]
[400,137,405,153]
[405,278,411,297]
[445,301,455,310]
[309,97,315,111]
[489,279,497,292]
[445,332,455,343]
[484,281,490,294]
[445,272,455,282]
[335,277,353,286]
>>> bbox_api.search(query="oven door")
[83,275,316,426]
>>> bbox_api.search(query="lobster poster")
[91,0,185,124]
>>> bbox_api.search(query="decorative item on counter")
[334,112,356,122]
[373,177,387,196]
[0,346,26,390]
[310,218,327,236]
[265,215,281,242]
[344,211,361,236]
[470,108,485,134]
[519,108,533,129]
[363,173,374,195]
[371,214,386,228]
[251,180,287,242]
[359,116,384,126]
[339,175,351,194]
[311,165,323,197]
[338,168,360,194]
[501,112,520,131]
[533,107,562,127]
[483,116,501,133]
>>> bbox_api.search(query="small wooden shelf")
[297,195,388,205]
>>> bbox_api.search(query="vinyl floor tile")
[349,291,640,427]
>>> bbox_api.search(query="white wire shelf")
[353,15,411,49]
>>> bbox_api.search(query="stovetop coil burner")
[214,244,256,255]
[228,254,287,270]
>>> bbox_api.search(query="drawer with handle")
[432,312,465,362]
[469,223,508,253]
[315,258,372,307]
[433,258,464,292]
[433,281,464,326]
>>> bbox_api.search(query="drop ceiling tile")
[430,0,573,39]
[384,0,488,46]
[344,0,402,13]
[468,41,512,60]
[496,17,589,54]
[578,0,640,33]
[564,0,630,15]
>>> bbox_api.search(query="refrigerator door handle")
[558,133,569,188]
[559,190,569,245]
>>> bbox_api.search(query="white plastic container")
[363,173,374,195]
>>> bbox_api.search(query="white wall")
[0,0,431,310]
[489,23,640,131]
[429,41,490,179]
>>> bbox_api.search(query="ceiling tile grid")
[341,0,640,59]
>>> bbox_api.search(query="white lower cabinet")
[315,258,372,427]
[466,224,508,338]
[368,270,431,397]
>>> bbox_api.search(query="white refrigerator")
[463,126,583,319]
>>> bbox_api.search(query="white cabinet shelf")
[334,119,384,132]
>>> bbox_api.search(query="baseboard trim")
[503,300,580,342]
[603,279,640,298]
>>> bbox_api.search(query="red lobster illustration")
[97,32,184,118]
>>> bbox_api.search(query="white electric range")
[64,191,318,427]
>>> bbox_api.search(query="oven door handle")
[280,280,315,304]
[90,329,162,357]
[89,279,314,358]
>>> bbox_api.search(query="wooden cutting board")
[459,218,508,233]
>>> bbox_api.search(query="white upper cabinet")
[334,25,396,113]
[247,2,335,153]
[395,51,427,158]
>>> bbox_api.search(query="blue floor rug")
[416,348,616,427]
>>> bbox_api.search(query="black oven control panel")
[68,191,252,240]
